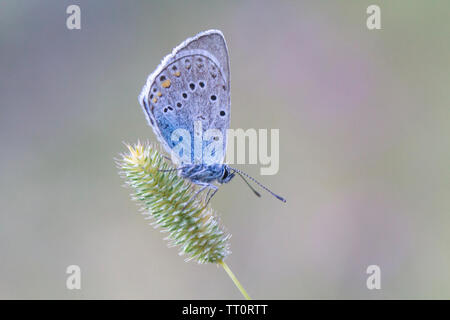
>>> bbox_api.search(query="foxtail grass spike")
[117,142,231,264]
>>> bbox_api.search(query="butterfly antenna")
[229,167,286,203]
[236,172,261,198]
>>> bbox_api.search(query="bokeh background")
[1,0,449,299]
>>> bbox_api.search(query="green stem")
[219,261,251,300]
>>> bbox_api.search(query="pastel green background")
[1,0,449,299]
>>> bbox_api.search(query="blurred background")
[1,0,449,299]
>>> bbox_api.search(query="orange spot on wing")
[161,79,171,88]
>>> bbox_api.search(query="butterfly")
[139,30,285,206]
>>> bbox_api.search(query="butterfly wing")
[139,30,230,165]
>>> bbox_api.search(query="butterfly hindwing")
[139,30,231,165]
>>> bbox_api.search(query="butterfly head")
[217,165,235,184]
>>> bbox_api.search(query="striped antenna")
[229,166,286,203]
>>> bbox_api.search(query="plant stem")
[219,261,251,300]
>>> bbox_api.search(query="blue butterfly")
[139,30,285,206]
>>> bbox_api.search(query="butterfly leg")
[158,168,180,173]
[204,188,212,203]
[158,165,187,173]
[204,184,219,207]
[181,182,209,212]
